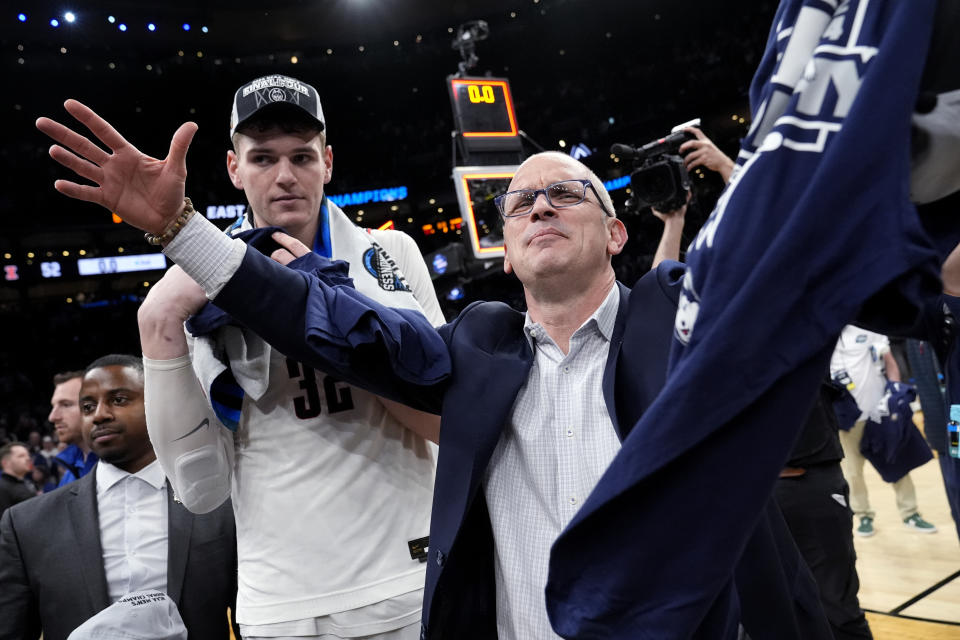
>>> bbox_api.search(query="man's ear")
[226,150,243,190]
[323,145,334,185]
[607,218,628,256]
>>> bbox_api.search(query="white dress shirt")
[96,459,169,603]
[483,284,622,639]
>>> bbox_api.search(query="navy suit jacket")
[210,248,827,639]
[0,465,239,640]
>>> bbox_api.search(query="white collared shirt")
[483,284,622,639]
[96,460,169,603]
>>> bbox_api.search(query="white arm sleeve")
[143,354,234,514]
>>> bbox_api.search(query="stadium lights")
[118,23,127,31]
[147,22,156,31]
[107,15,115,23]
[18,13,27,22]
[64,11,75,23]
[50,18,59,27]
[182,23,190,31]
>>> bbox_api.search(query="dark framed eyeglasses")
[494,179,613,218]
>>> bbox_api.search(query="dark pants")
[775,464,873,640]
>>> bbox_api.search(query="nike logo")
[173,418,210,442]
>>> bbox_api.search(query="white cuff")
[163,213,246,299]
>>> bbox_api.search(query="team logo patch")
[268,88,286,102]
[674,269,700,346]
[362,242,411,293]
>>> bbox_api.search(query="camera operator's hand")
[650,191,689,223]
[651,191,691,269]
[679,127,735,184]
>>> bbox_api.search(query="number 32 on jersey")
[286,358,355,419]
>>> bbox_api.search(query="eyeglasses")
[494,179,612,218]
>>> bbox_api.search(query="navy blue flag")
[546,1,944,638]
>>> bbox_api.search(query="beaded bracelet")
[144,197,196,246]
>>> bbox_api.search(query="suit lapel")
[66,467,111,613]
[603,282,630,440]
[165,484,192,604]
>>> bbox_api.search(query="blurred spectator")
[49,371,98,487]
[0,442,35,517]
[26,431,42,454]
[38,435,58,468]
[31,465,58,494]
[831,327,937,536]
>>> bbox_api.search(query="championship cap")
[229,74,325,138]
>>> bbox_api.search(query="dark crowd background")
[0,0,776,442]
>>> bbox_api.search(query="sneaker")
[903,514,938,533]
[856,516,875,537]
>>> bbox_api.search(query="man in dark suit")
[0,354,238,640]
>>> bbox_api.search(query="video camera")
[612,118,700,212]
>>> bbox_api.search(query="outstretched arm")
[271,230,444,442]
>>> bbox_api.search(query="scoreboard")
[448,76,522,155]
[3,252,167,284]
[452,165,518,260]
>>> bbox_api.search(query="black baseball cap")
[229,74,325,138]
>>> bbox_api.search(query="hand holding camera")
[678,127,735,184]
[611,118,700,213]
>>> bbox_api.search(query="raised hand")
[678,127,735,184]
[36,99,198,235]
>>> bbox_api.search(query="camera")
[612,118,700,212]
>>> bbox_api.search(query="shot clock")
[448,76,522,156]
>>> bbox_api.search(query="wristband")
[144,198,196,246]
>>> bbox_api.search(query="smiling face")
[501,153,626,289]
[80,365,154,474]
[227,126,333,246]
[49,376,83,446]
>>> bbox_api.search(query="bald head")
[509,152,616,217]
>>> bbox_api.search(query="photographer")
[619,123,723,271]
